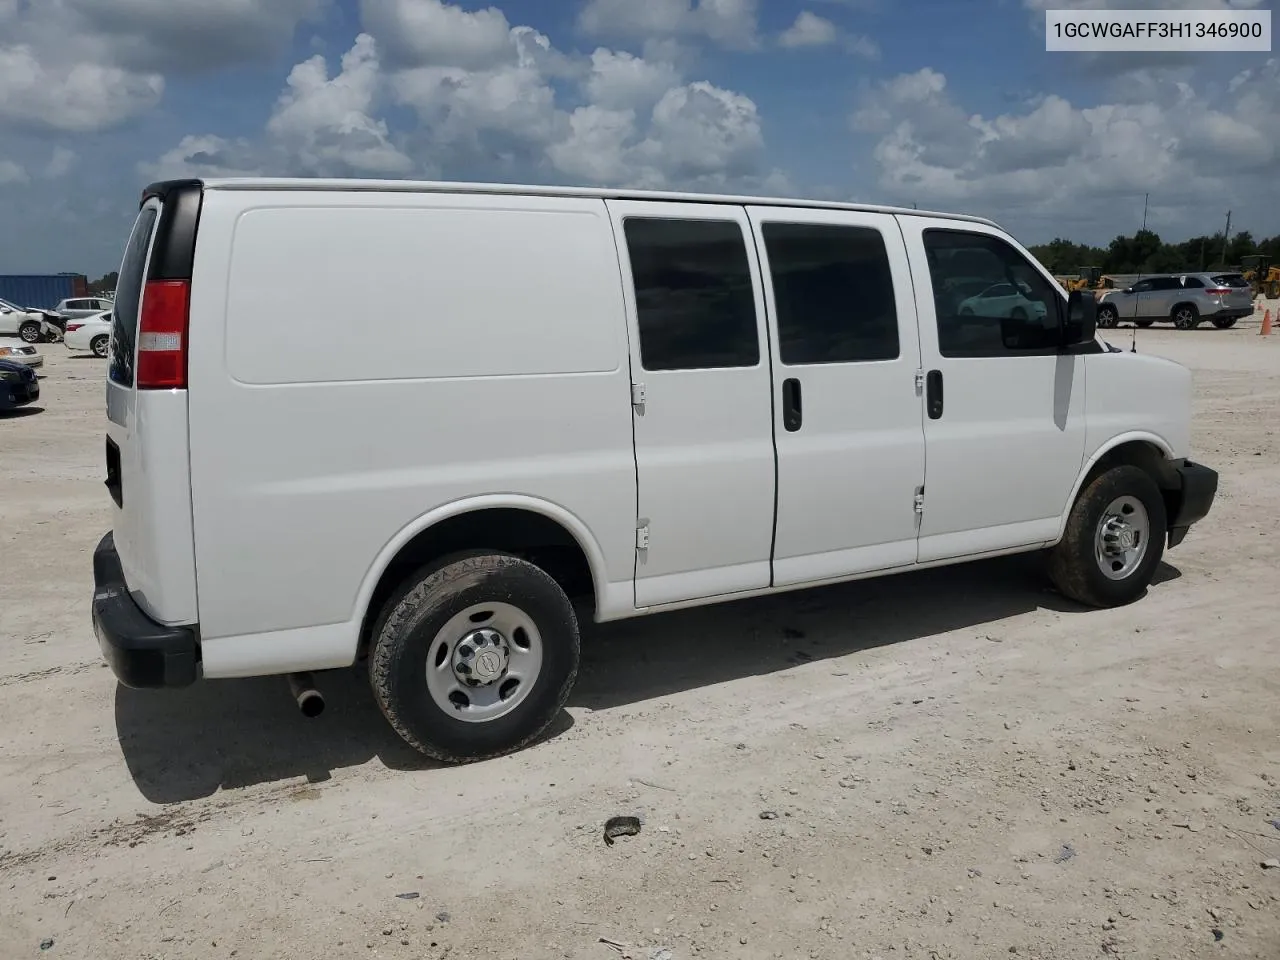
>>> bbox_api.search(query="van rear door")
[104,182,201,627]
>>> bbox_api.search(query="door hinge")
[636,521,650,550]
[914,369,925,393]
[631,382,646,408]
[913,487,925,514]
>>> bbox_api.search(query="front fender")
[1053,431,1177,542]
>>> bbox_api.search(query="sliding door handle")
[782,377,803,432]
[926,369,944,420]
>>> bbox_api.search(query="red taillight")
[1205,287,1232,296]
[136,280,190,389]
[66,323,83,333]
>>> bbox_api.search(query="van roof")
[185,177,1002,229]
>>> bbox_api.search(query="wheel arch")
[1170,300,1199,318]
[1055,433,1179,542]
[354,495,609,657]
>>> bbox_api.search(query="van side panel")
[186,190,637,672]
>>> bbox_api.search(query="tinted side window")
[1131,280,1153,293]
[1150,277,1180,291]
[1181,276,1204,288]
[762,222,899,365]
[923,229,1062,358]
[109,204,159,387]
[624,218,759,371]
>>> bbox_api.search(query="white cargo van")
[92,178,1218,762]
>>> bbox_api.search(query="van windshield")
[109,204,159,388]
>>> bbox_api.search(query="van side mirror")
[1064,289,1097,346]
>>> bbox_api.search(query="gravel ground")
[2,306,1278,960]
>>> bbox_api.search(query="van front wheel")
[369,552,579,763]
[1048,465,1167,608]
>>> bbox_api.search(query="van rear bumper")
[92,532,199,688]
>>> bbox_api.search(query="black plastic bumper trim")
[92,531,199,688]
[1166,459,1218,549]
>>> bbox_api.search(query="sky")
[0,0,1277,277]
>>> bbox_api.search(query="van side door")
[900,219,1088,561]
[746,207,925,585]
[606,200,776,608]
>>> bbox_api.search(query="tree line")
[1029,230,1280,277]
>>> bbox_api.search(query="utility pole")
[1142,193,1149,232]
[1220,210,1231,267]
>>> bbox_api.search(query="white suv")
[91,178,1219,764]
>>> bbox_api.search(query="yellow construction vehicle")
[1241,255,1280,299]
[1054,266,1104,292]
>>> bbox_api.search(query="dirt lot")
[2,309,1279,960]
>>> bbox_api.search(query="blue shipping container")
[0,274,87,310]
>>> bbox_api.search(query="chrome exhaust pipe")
[287,672,325,718]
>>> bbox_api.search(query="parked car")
[0,342,43,368]
[957,280,1049,321]
[0,356,40,410]
[0,298,48,343]
[64,311,113,357]
[1095,273,1255,330]
[92,177,1218,765]
[54,296,114,320]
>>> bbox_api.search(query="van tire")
[369,551,579,763]
[1048,465,1167,609]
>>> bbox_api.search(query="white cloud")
[0,159,27,185]
[0,44,163,132]
[780,11,838,47]
[778,10,879,57]
[577,0,760,50]
[360,0,517,69]
[149,1,779,198]
[139,134,264,182]
[584,48,682,111]
[0,0,323,134]
[44,147,77,179]
[60,0,324,72]
[267,34,412,176]
[853,61,1280,240]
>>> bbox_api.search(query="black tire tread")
[369,551,579,764]
[1048,465,1167,608]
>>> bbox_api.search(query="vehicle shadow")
[572,555,1179,711]
[114,554,1180,804]
[0,406,44,418]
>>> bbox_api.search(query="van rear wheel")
[1048,465,1167,608]
[369,552,579,763]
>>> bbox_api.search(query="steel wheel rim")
[425,601,543,723]
[1094,495,1150,581]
